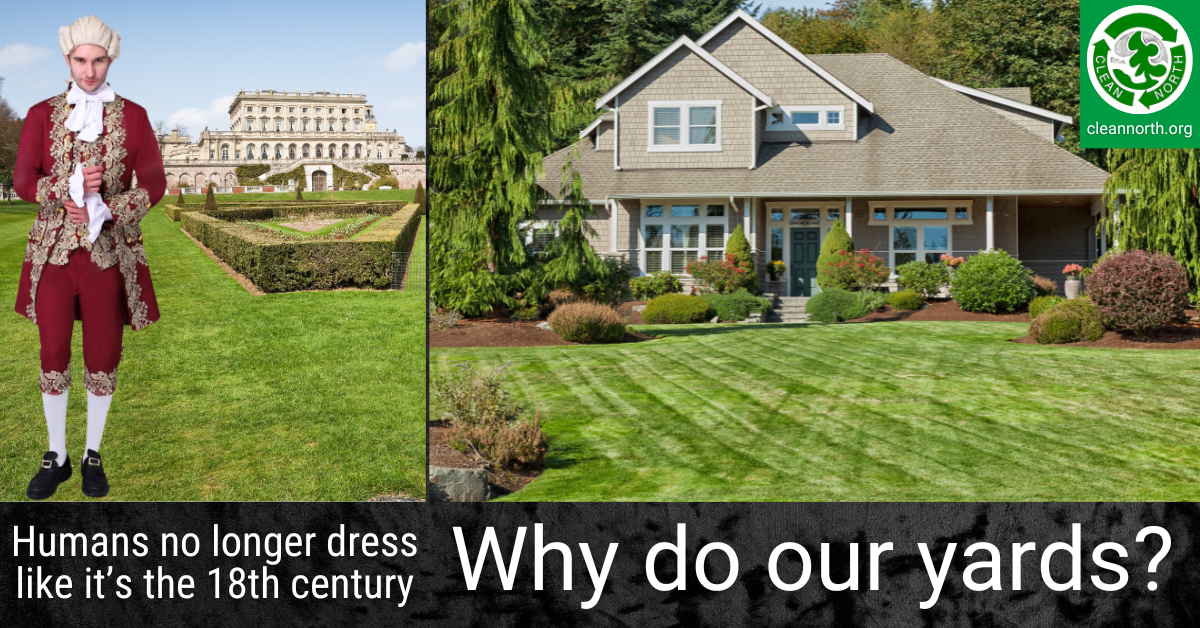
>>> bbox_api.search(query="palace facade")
[159,89,425,190]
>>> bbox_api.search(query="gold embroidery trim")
[40,369,71,395]
[84,368,117,396]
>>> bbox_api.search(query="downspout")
[613,95,621,171]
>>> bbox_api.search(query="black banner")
[1,503,1195,625]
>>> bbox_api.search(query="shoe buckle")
[41,460,53,469]
[87,457,101,467]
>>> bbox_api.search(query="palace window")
[342,121,348,132]
[275,120,282,132]
[341,108,346,114]
[209,151,214,159]
[315,120,321,132]
[302,121,308,132]
[289,107,294,113]
[275,107,281,113]
[220,145,229,160]
[245,119,253,132]
[354,108,360,114]
[288,145,296,159]
[260,145,269,160]
[366,109,371,116]
[289,121,295,132]
[377,147,383,158]
[260,106,267,112]
[275,145,282,159]
[642,203,727,274]
[354,144,362,158]
[302,107,308,113]
[246,106,253,113]
[246,144,254,159]
[302,144,310,158]
[355,121,361,131]
[261,120,268,132]
[341,145,349,159]
[648,101,721,152]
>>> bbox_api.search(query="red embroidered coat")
[14,88,165,330]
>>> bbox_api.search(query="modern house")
[538,9,1110,297]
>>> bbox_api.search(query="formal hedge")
[181,202,421,292]
[165,200,394,222]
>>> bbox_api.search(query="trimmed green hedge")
[164,200,391,222]
[181,202,421,292]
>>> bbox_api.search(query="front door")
[791,228,820,296]
[312,170,327,191]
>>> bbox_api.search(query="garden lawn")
[433,322,1200,501]
[1,199,425,501]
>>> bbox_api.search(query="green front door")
[791,228,820,296]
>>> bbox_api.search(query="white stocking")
[85,391,112,459]
[42,390,69,462]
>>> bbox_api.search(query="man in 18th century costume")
[14,15,165,499]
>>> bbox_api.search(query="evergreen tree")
[429,0,596,316]
[725,224,760,293]
[817,219,854,289]
[176,190,185,205]
[1104,149,1200,298]
[204,185,217,210]
[413,180,425,209]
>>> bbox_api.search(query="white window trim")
[520,221,560,253]
[888,224,953,271]
[647,100,723,153]
[640,200,730,275]
[867,200,974,226]
[766,105,846,132]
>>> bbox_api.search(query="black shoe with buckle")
[26,452,72,500]
[81,449,109,498]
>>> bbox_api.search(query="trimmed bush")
[702,289,773,321]
[1029,297,1105,344]
[1030,274,1059,297]
[413,181,425,209]
[949,249,1035,313]
[1029,295,1066,319]
[889,289,924,310]
[805,287,868,322]
[725,226,759,294]
[857,290,888,313]
[176,191,185,205]
[537,289,581,317]
[895,260,950,298]
[181,202,420,292]
[642,294,711,324]
[295,188,303,201]
[203,186,217,211]
[1086,250,1190,339]
[816,219,853,289]
[548,302,627,343]
[630,271,682,300]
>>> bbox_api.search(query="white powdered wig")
[59,15,121,61]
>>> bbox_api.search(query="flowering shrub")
[686,253,756,294]
[819,250,889,291]
[702,289,773,321]
[629,271,682,300]
[765,260,787,274]
[1086,250,1190,339]
[895,260,950,298]
[1029,297,1105,344]
[889,289,924,310]
[642,293,712,324]
[1063,263,1085,279]
[949,249,1034,313]
[548,302,627,343]
[941,254,965,267]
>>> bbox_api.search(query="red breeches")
[35,249,125,396]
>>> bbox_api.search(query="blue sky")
[0,0,426,148]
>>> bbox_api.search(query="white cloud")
[0,43,54,71]
[384,41,425,72]
[166,95,236,134]
[386,97,424,113]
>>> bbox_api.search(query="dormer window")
[767,106,846,131]
[648,101,722,152]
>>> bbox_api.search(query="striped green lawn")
[433,322,1200,501]
[1,194,425,501]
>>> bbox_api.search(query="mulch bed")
[428,421,541,496]
[849,299,1031,322]
[616,300,646,325]
[1011,318,1200,350]
[430,316,656,348]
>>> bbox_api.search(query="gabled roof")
[578,113,613,139]
[696,9,875,114]
[595,36,775,109]
[545,54,1108,199]
[936,79,1073,126]
[980,87,1031,105]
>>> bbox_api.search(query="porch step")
[764,295,810,324]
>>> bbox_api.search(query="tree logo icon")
[1088,5,1191,114]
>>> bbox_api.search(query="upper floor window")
[767,105,846,132]
[220,145,229,160]
[342,121,348,132]
[302,107,308,113]
[341,108,347,114]
[648,101,721,152]
[355,121,361,131]
[303,121,309,132]
[246,105,253,113]
[354,108,360,114]
[275,106,281,113]
[275,120,282,132]
[288,107,295,113]
[315,107,322,113]
[261,119,269,132]
[289,121,295,132]
[245,119,253,132]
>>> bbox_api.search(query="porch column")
[985,195,995,250]
[844,197,853,237]
[609,198,618,253]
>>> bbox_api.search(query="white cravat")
[65,82,115,142]
[65,82,115,242]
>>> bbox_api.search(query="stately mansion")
[159,89,425,191]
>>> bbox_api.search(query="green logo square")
[1081,1,1199,147]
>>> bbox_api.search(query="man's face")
[64,44,111,92]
